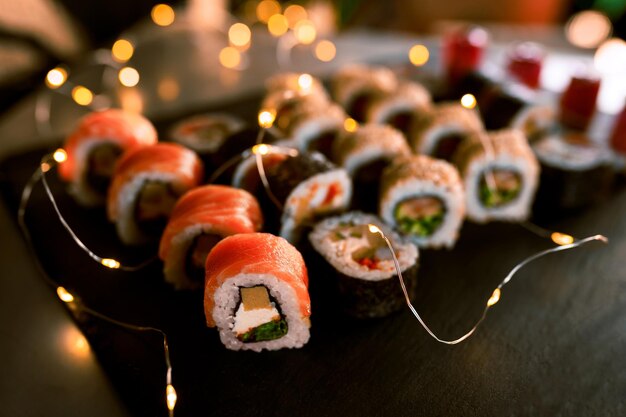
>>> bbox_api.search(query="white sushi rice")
[464,156,539,223]
[532,135,615,171]
[380,178,465,249]
[68,138,117,206]
[212,273,311,352]
[112,171,179,245]
[280,169,352,243]
[309,212,418,281]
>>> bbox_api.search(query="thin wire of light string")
[369,225,607,344]
[38,155,156,271]
[17,162,176,416]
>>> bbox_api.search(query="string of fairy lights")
[20,2,612,415]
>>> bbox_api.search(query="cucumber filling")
[86,142,123,194]
[479,169,522,208]
[233,286,288,343]
[394,196,445,237]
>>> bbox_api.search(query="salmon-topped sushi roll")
[107,143,203,245]
[159,185,263,290]
[204,233,311,352]
[58,109,157,206]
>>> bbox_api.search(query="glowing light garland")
[18,162,177,416]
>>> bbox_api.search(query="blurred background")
[0,0,624,113]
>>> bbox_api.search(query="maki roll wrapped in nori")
[260,151,352,243]
[159,185,263,290]
[379,155,465,249]
[532,133,615,214]
[481,84,556,141]
[332,64,398,122]
[107,143,203,245]
[168,113,246,169]
[454,129,539,223]
[286,101,347,159]
[365,80,432,134]
[58,109,158,206]
[204,233,311,352]
[309,212,418,319]
[410,102,484,162]
[332,123,411,212]
[262,89,329,135]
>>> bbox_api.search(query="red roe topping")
[442,26,489,85]
[610,104,626,155]
[559,75,601,131]
[507,42,545,89]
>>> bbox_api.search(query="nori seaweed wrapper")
[337,263,418,319]
[265,152,336,204]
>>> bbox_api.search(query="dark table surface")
[1,24,625,417]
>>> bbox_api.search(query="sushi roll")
[159,185,263,290]
[261,89,329,135]
[332,123,411,212]
[58,109,157,206]
[204,233,311,352]
[168,113,245,163]
[481,84,556,141]
[410,102,484,162]
[379,155,465,248]
[309,212,418,318]
[231,145,297,191]
[332,64,398,122]
[259,151,352,243]
[265,72,327,98]
[454,129,539,223]
[365,81,432,134]
[532,133,615,213]
[107,143,204,245]
[287,101,347,158]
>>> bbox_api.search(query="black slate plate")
[1,111,625,416]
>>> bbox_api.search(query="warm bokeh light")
[101,258,121,269]
[166,384,177,411]
[256,0,281,23]
[119,87,144,114]
[487,288,501,307]
[344,118,358,132]
[61,325,91,360]
[229,23,251,47]
[594,38,626,75]
[298,73,313,91]
[258,110,276,128]
[367,224,381,235]
[294,19,317,45]
[551,232,575,246]
[253,143,270,155]
[284,4,307,29]
[315,40,336,62]
[219,46,242,69]
[111,39,134,63]
[461,94,477,109]
[57,286,74,303]
[45,67,67,89]
[71,86,93,106]
[53,148,67,163]
[118,67,140,87]
[158,76,180,101]
[268,14,289,37]
[409,44,429,67]
[566,10,612,49]
[151,4,175,27]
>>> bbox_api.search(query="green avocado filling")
[396,212,445,237]
[393,196,445,237]
[479,170,522,208]
[239,318,288,343]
